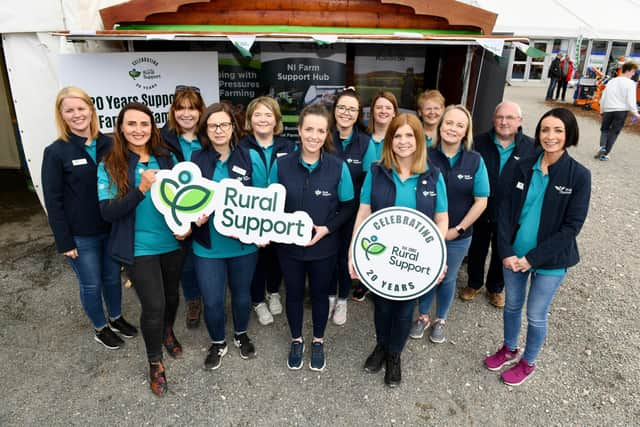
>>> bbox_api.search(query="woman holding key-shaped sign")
[349,113,449,387]
[190,103,259,372]
[269,103,356,372]
[98,102,186,396]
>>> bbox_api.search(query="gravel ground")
[0,85,638,426]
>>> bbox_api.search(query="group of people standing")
[42,82,590,395]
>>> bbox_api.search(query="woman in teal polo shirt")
[98,102,185,396]
[190,103,258,372]
[349,113,448,387]
[486,108,591,386]
[410,105,489,343]
[367,91,398,159]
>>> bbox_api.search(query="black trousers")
[555,79,568,100]
[466,219,504,293]
[128,249,183,362]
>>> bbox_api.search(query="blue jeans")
[503,267,565,363]
[68,233,122,329]
[599,111,628,155]
[180,241,201,301]
[418,236,471,319]
[279,254,336,339]
[194,252,258,342]
[374,296,415,353]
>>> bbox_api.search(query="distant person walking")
[545,54,563,101]
[595,61,639,161]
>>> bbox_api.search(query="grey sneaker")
[409,316,430,339]
[254,302,274,325]
[429,319,446,343]
[266,292,283,315]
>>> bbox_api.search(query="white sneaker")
[328,296,337,319]
[333,299,347,325]
[254,302,274,325]
[267,292,283,315]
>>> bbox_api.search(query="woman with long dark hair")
[98,102,185,396]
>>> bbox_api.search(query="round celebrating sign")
[351,207,447,301]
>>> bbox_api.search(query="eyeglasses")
[175,85,201,94]
[207,122,233,132]
[336,105,358,114]
[495,115,520,121]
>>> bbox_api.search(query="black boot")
[384,352,401,387]
[364,344,386,373]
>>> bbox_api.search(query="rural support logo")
[129,56,162,90]
[151,162,314,245]
[151,162,217,235]
[351,207,447,301]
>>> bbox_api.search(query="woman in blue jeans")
[190,103,258,371]
[486,108,591,386]
[349,113,448,387]
[42,87,137,350]
[410,105,489,343]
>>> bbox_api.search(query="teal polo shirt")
[97,156,180,257]
[84,138,97,163]
[442,147,491,197]
[248,143,275,189]
[193,158,258,259]
[360,166,448,213]
[269,158,355,202]
[493,136,515,175]
[425,134,433,148]
[512,155,565,276]
[178,135,201,162]
[370,135,384,160]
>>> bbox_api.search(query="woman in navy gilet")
[349,114,449,387]
[410,105,489,344]
[160,85,206,330]
[269,104,355,372]
[239,96,296,326]
[328,88,376,324]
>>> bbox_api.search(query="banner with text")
[260,43,346,139]
[58,52,219,133]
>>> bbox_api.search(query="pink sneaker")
[484,345,520,371]
[501,359,535,386]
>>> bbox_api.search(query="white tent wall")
[1,0,126,206]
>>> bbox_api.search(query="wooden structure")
[101,0,497,35]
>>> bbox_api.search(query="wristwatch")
[455,225,465,235]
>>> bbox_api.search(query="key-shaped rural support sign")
[150,162,313,246]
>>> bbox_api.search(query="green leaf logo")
[158,170,214,227]
[361,235,386,260]
[129,68,141,79]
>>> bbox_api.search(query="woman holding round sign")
[410,105,489,343]
[269,103,355,371]
[367,91,398,159]
[42,87,137,350]
[190,103,259,371]
[98,102,186,396]
[161,85,206,330]
[485,108,590,386]
[349,113,449,387]
[328,88,377,323]
[239,96,297,326]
